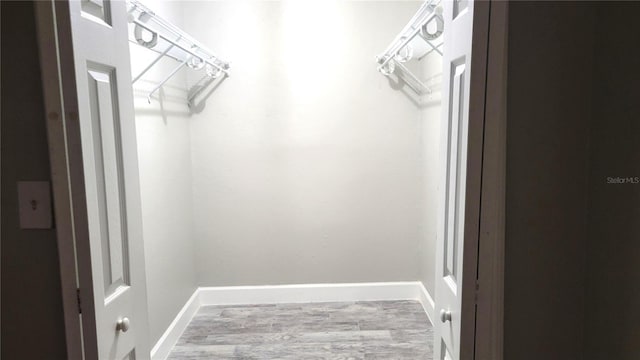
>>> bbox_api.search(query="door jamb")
[474,1,507,359]
[34,1,96,359]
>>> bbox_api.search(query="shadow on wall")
[132,76,228,116]
[383,66,442,109]
[188,75,227,114]
[132,81,191,122]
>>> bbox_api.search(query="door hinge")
[76,288,82,314]
[474,280,480,304]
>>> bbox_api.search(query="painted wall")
[584,3,640,359]
[182,1,428,286]
[505,3,595,359]
[419,47,442,297]
[129,0,198,346]
[0,2,67,359]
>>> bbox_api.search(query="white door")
[67,1,151,359]
[435,0,488,359]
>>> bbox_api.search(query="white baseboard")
[198,282,423,305]
[150,289,201,360]
[417,282,436,325]
[151,281,435,359]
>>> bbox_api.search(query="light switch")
[17,181,53,229]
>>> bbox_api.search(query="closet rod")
[395,61,431,94]
[377,9,441,72]
[132,19,230,77]
[129,0,221,62]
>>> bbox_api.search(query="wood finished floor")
[167,300,433,360]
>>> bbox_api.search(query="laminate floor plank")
[167,300,433,360]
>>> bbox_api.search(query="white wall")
[182,1,431,286]
[419,50,442,297]
[129,0,198,346]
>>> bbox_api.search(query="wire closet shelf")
[375,0,444,94]
[127,0,231,104]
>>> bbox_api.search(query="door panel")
[435,0,487,359]
[81,0,112,24]
[443,59,466,292]
[441,341,454,360]
[453,0,469,19]
[66,0,151,358]
[86,66,130,297]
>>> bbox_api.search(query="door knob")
[440,309,452,323]
[116,317,130,332]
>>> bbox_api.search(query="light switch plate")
[18,181,53,229]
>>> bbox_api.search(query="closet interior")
[127,0,444,357]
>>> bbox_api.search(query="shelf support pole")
[132,43,176,84]
[147,56,190,103]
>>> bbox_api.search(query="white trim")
[150,290,201,360]
[151,282,436,359]
[417,282,436,326]
[34,3,84,359]
[198,282,423,306]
